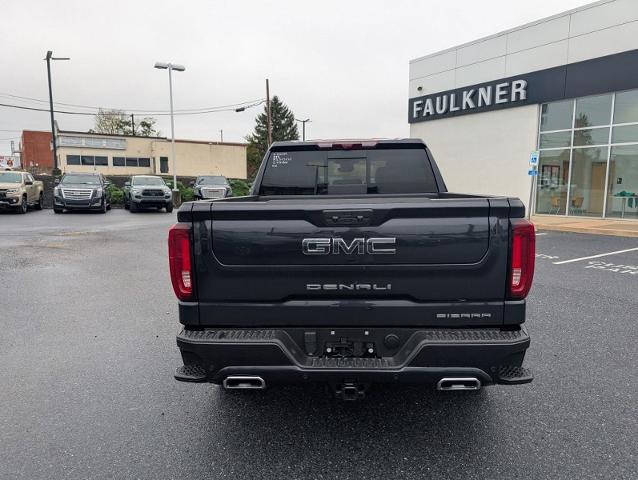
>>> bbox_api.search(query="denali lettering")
[411,79,527,120]
[306,283,392,291]
[302,237,396,255]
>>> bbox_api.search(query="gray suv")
[123,175,173,212]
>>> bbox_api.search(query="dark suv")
[53,173,111,213]
[192,175,232,199]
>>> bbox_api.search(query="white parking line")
[553,247,638,265]
[536,232,548,236]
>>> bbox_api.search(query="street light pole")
[295,118,310,141]
[154,61,185,192]
[266,78,272,147]
[45,51,69,172]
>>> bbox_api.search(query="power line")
[0,92,264,114]
[0,99,265,117]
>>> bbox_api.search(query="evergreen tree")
[245,96,299,177]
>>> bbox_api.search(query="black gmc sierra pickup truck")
[169,139,535,399]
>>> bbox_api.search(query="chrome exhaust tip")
[223,376,266,390]
[436,377,481,391]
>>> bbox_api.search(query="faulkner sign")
[408,49,638,123]
[412,79,528,122]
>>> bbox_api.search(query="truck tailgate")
[190,196,511,308]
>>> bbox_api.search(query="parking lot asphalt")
[1,209,637,480]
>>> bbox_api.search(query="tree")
[90,109,159,136]
[245,96,299,177]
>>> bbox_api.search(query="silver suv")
[192,175,232,200]
[124,175,173,213]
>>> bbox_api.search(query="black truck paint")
[170,139,535,398]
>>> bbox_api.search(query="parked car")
[170,139,536,400]
[0,171,44,213]
[53,172,111,214]
[192,175,232,199]
[123,175,173,212]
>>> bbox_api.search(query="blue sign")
[528,168,538,176]
[529,150,539,166]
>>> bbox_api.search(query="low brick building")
[20,130,53,173]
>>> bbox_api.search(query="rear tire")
[129,201,138,213]
[35,193,43,210]
[165,203,173,213]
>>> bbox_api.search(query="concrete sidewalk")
[532,215,638,238]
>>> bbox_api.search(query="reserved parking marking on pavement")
[536,253,559,260]
[585,261,638,275]
[553,247,638,265]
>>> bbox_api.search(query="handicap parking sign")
[529,150,539,166]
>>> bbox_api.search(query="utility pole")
[295,118,310,141]
[131,114,136,136]
[219,129,223,142]
[266,78,272,146]
[45,51,69,171]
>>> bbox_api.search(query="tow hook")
[334,381,366,401]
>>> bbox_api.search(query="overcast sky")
[1,0,593,155]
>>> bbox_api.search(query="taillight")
[507,219,536,300]
[168,223,194,301]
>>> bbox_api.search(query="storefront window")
[574,94,612,128]
[540,99,573,131]
[606,145,638,219]
[537,89,638,219]
[535,149,570,215]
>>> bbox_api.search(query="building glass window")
[574,94,612,128]
[540,99,573,131]
[539,131,571,149]
[613,90,638,124]
[95,156,108,166]
[535,149,570,215]
[160,157,169,173]
[573,127,609,147]
[138,158,150,167]
[569,147,608,216]
[606,145,638,219]
[113,157,125,166]
[67,155,80,165]
[536,88,638,219]
[112,157,150,167]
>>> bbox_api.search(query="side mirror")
[25,180,33,185]
[54,178,60,185]
[124,181,131,187]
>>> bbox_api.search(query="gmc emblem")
[302,237,397,255]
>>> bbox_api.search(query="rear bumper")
[176,326,532,386]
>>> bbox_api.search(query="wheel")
[106,201,111,211]
[53,207,63,214]
[165,203,173,213]
[35,193,43,210]
[17,196,27,214]
[129,201,138,212]
[124,199,129,210]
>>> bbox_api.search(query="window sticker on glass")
[272,152,291,168]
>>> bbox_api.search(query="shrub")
[164,178,194,202]
[229,178,251,197]
[107,184,124,205]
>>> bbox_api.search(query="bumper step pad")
[496,365,533,385]
[175,364,207,383]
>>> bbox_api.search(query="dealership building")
[409,0,638,220]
